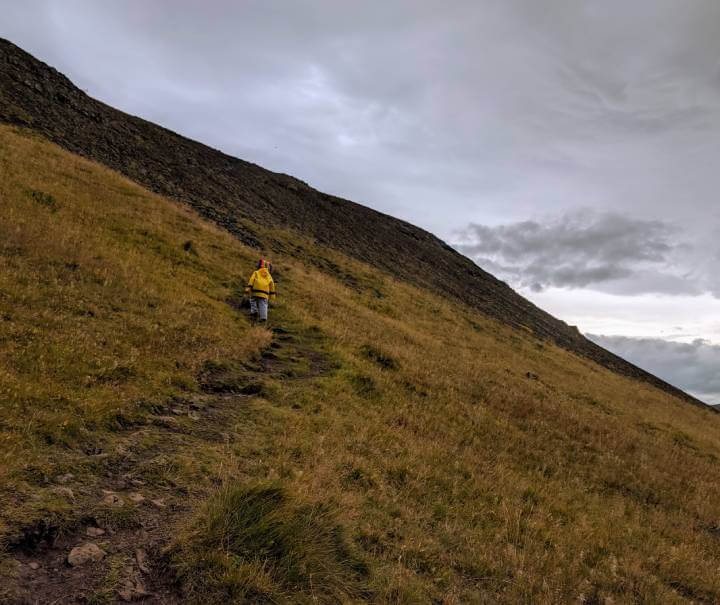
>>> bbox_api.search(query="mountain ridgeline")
[0,38,700,405]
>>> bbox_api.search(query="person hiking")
[244,259,276,323]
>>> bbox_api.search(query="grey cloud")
[454,210,696,294]
[587,334,720,404]
[558,64,713,138]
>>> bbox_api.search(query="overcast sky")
[3,1,719,403]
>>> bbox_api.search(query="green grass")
[172,483,368,604]
[3,124,720,603]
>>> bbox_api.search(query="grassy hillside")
[2,123,720,603]
[0,37,699,406]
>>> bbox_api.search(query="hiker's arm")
[269,279,277,302]
[244,273,254,296]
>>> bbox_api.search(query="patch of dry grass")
[256,260,720,603]
[2,124,720,603]
[0,125,270,535]
[172,482,368,604]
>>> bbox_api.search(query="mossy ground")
[2,124,720,603]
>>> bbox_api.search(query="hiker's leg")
[249,297,258,316]
[258,298,268,322]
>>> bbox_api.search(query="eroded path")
[5,316,334,604]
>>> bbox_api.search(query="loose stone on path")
[67,542,105,566]
[135,548,150,574]
[100,493,124,507]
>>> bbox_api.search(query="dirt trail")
[5,316,332,604]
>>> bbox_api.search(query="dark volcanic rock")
[0,38,704,406]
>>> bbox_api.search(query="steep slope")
[3,125,720,604]
[0,37,703,406]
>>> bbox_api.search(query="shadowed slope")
[0,38,703,405]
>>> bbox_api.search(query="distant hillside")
[0,37,703,408]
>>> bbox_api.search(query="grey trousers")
[249,297,268,321]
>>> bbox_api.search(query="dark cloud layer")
[588,334,720,404]
[455,210,697,294]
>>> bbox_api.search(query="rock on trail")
[67,542,105,566]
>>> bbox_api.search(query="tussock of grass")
[172,483,368,604]
[359,345,399,371]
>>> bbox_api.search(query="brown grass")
[0,125,270,538]
[2,124,720,603]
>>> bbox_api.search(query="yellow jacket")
[245,266,276,300]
